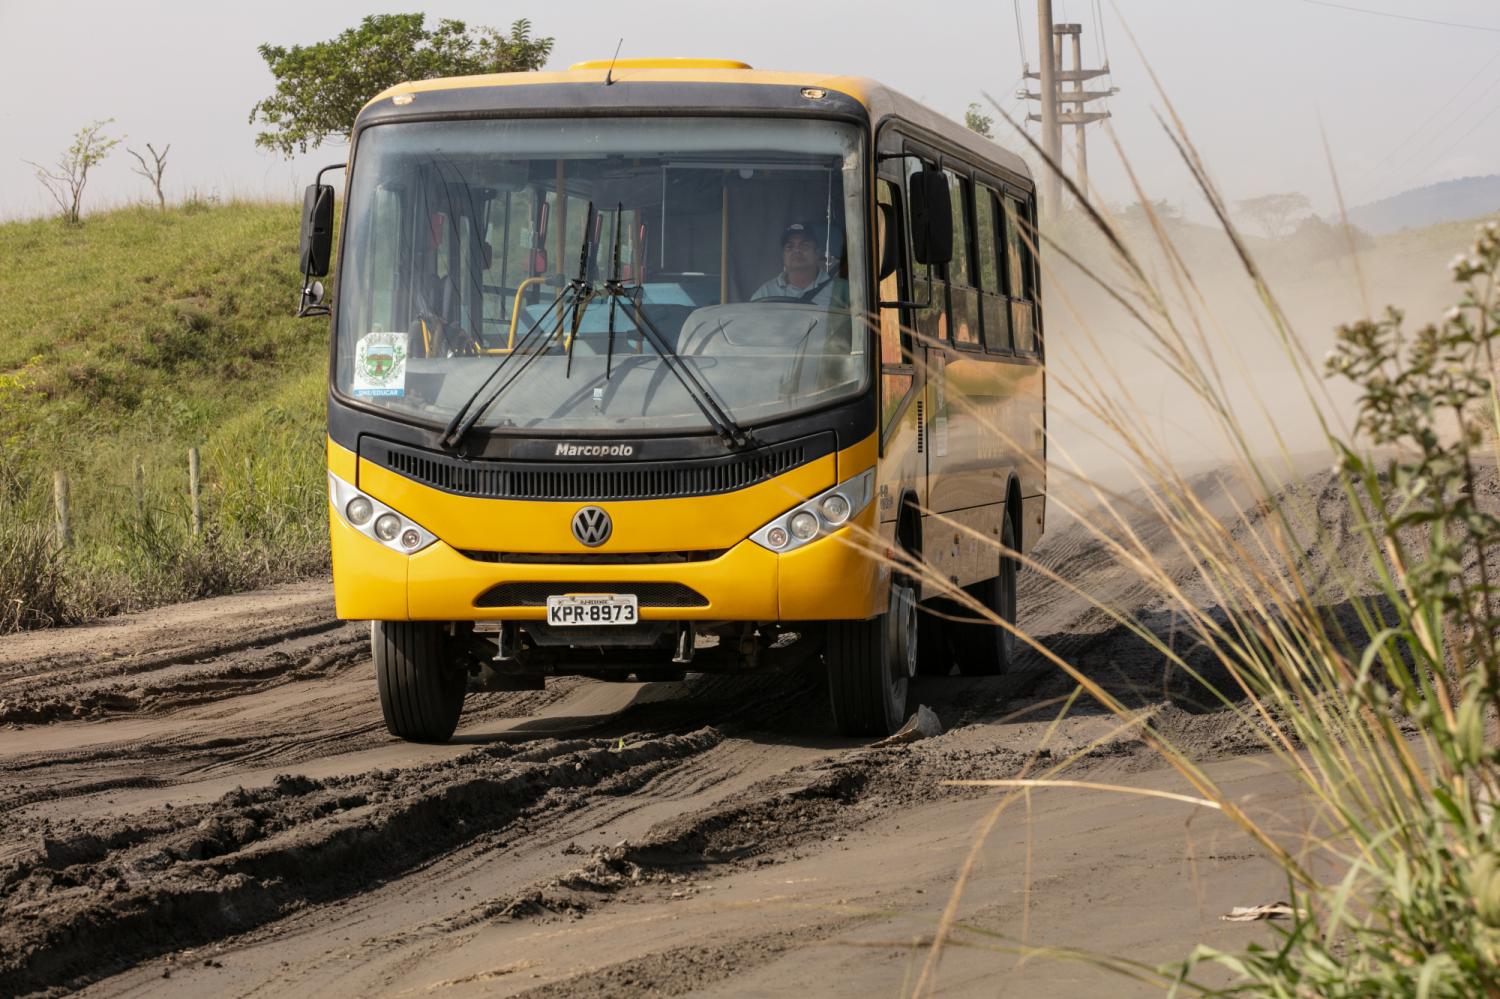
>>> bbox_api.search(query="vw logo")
[571,506,612,547]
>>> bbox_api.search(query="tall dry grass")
[855,88,1500,994]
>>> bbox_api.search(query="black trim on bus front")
[329,389,874,467]
[360,430,836,503]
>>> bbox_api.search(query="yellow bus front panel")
[776,505,886,621]
[329,509,410,620]
[329,436,886,624]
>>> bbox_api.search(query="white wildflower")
[1450,253,1468,273]
[1445,306,1463,323]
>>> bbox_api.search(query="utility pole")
[1035,0,1061,216]
[1023,18,1117,210]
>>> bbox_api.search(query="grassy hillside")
[0,202,330,630]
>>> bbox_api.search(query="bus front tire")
[373,621,467,743]
[826,581,915,737]
[955,512,1019,676]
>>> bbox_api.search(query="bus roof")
[361,66,1031,185]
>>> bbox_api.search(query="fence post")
[53,470,71,548]
[133,457,145,531]
[188,446,202,538]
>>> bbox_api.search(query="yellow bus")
[297,58,1045,742]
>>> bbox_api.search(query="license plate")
[545,593,639,626]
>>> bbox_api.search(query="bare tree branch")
[127,142,170,210]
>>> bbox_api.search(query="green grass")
[0,201,330,630]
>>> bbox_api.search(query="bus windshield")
[334,116,869,435]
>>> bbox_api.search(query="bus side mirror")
[908,171,952,266]
[299,183,335,278]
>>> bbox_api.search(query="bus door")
[876,169,924,523]
[902,150,955,518]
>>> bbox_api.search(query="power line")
[1375,50,1500,168]
[1011,0,1031,130]
[1090,0,1112,112]
[1098,0,1110,68]
[1302,0,1500,33]
[1012,0,1029,67]
[1400,80,1500,188]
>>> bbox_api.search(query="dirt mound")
[0,729,722,994]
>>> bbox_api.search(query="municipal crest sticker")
[352,331,407,397]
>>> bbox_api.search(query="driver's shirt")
[750,269,843,306]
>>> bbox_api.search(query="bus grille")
[361,433,832,502]
[474,582,709,608]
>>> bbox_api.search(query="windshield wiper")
[439,280,581,450]
[593,205,751,449]
[443,203,602,450]
[444,200,751,452]
[607,287,752,448]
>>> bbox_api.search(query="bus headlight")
[749,469,874,554]
[328,472,437,555]
[789,511,819,540]
[345,496,373,525]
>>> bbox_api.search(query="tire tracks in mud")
[0,501,1282,996]
[508,922,860,999]
[0,729,724,995]
[389,715,1036,942]
[0,624,366,727]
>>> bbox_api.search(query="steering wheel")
[417,312,484,357]
[752,295,807,304]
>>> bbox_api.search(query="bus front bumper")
[329,503,888,624]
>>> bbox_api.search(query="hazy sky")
[2,0,1497,221]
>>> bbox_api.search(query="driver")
[751,222,845,306]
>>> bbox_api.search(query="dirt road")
[0,506,1300,998]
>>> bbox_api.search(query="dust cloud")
[1039,209,1473,507]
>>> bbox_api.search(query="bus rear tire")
[826,581,914,736]
[373,621,467,743]
[955,512,1019,676]
[915,600,956,676]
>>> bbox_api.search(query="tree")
[1118,199,1183,227]
[964,102,994,140]
[250,14,554,157]
[1235,191,1312,241]
[127,142,170,211]
[1285,214,1376,261]
[25,119,120,224]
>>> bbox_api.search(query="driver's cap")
[781,221,820,247]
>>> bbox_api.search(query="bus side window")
[1003,194,1037,353]
[976,186,1010,352]
[877,178,915,435]
[945,169,980,350]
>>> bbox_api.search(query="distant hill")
[1349,175,1500,234]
